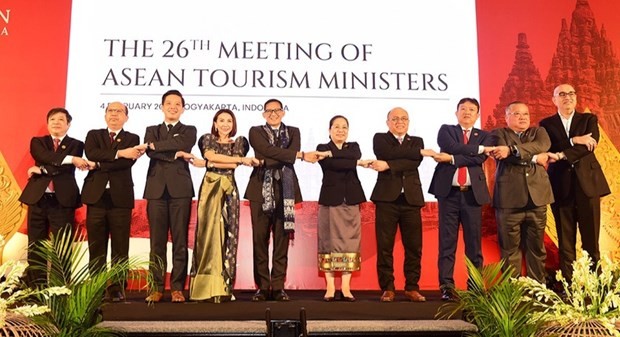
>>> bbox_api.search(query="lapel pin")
[61,145,66,149]
[116,138,122,142]
[474,132,479,136]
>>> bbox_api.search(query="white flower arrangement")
[517,250,620,336]
[0,235,72,327]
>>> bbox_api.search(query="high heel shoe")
[342,295,356,302]
[323,290,336,302]
[340,290,356,302]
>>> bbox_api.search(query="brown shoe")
[171,290,186,303]
[380,290,395,302]
[145,291,163,303]
[404,290,426,302]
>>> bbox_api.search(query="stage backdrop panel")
[61,0,481,290]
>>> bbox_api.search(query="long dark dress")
[189,134,248,302]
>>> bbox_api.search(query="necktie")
[457,130,469,186]
[109,132,116,144]
[398,136,403,144]
[48,138,60,192]
[167,124,173,131]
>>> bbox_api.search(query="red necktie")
[457,130,469,186]
[48,138,60,192]
[109,132,116,144]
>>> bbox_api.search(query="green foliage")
[437,258,542,337]
[28,228,153,337]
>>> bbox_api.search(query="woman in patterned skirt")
[316,115,371,301]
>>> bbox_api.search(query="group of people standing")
[19,83,609,304]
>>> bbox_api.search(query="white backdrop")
[65,0,480,202]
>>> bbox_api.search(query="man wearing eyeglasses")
[540,84,610,284]
[369,107,436,302]
[490,101,554,283]
[245,98,318,301]
[81,102,143,302]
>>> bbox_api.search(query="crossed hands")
[301,151,326,163]
[239,157,261,167]
[117,144,147,160]
[572,133,597,151]
[72,157,93,171]
[483,146,510,160]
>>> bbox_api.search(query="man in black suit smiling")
[81,102,142,302]
[142,90,196,303]
[20,107,89,286]
[369,107,436,302]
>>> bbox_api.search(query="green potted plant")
[438,257,543,337]
[28,228,153,337]
[517,250,620,337]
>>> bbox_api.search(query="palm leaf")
[28,227,153,337]
[437,257,542,337]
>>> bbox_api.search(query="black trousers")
[250,180,290,291]
[147,189,191,292]
[86,190,132,291]
[26,193,74,286]
[437,188,483,289]
[552,175,601,282]
[374,194,423,291]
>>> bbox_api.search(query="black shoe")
[109,289,125,302]
[252,289,269,302]
[441,287,455,301]
[273,289,290,301]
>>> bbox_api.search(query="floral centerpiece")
[518,250,620,336]
[0,235,71,328]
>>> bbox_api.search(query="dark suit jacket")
[143,122,196,199]
[491,127,554,208]
[81,129,140,208]
[316,141,366,206]
[244,125,302,203]
[428,124,491,205]
[370,132,425,207]
[539,112,610,201]
[19,135,84,208]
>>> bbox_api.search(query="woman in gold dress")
[188,109,258,302]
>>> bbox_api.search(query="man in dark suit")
[540,84,610,282]
[370,107,436,302]
[429,98,493,300]
[244,98,318,301]
[490,101,554,283]
[81,102,142,302]
[143,90,196,303]
[19,107,89,286]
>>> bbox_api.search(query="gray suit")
[491,126,554,282]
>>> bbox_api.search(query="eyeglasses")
[264,108,283,115]
[556,91,576,98]
[389,117,409,123]
[507,112,530,117]
[106,108,125,114]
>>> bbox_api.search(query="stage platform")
[98,290,476,337]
